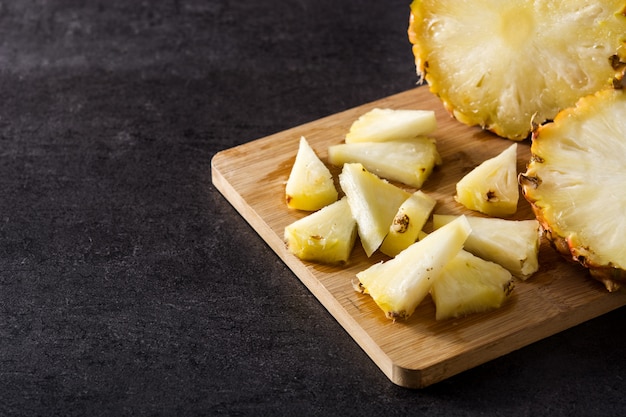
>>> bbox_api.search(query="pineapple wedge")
[328,137,441,189]
[455,143,519,217]
[431,250,515,320]
[379,190,437,257]
[345,108,437,143]
[339,163,411,257]
[408,0,626,140]
[284,197,357,265]
[356,215,471,320]
[520,88,626,291]
[433,214,540,279]
[285,136,338,211]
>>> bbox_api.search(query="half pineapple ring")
[520,87,626,291]
[408,0,626,140]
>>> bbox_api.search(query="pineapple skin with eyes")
[379,190,437,257]
[408,0,626,140]
[285,136,338,211]
[431,250,515,321]
[520,88,626,291]
[455,143,519,217]
[284,197,357,265]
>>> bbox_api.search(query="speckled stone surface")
[1,1,626,416]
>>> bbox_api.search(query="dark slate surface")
[1,1,626,416]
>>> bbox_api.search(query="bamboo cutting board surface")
[211,86,626,388]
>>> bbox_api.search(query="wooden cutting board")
[211,86,626,388]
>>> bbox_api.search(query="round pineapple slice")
[520,88,626,291]
[408,0,626,140]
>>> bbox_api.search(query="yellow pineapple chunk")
[433,214,540,279]
[356,215,471,320]
[379,190,437,257]
[339,163,411,257]
[455,143,519,217]
[285,136,338,211]
[408,0,626,140]
[284,197,357,265]
[431,250,515,320]
[345,108,437,143]
[328,137,441,188]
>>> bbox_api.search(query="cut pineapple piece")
[339,163,411,257]
[431,250,515,320]
[379,190,437,257]
[455,143,519,217]
[328,137,441,188]
[285,136,338,211]
[356,215,471,320]
[284,197,357,265]
[520,88,626,291]
[433,214,540,279]
[345,108,437,143]
[408,0,626,140]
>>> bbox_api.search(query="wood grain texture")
[211,87,626,388]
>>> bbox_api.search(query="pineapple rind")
[433,214,540,279]
[284,197,357,265]
[356,215,471,320]
[520,88,626,288]
[408,0,626,140]
[328,137,441,189]
[285,136,338,211]
[345,108,437,143]
[432,250,514,320]
[380,190,437,257]
[339,163,411,257]
[455,143,519,217]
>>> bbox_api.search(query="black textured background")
[1,1,626,416]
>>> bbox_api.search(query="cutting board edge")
[211,154,401,381]
[397,291,626,388]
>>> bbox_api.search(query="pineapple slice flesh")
[431,250,515,320]
[520,88,626,291]
[339,163,411,257]
[328,137,442,189]
[379,190,437,257]
[408,0,626,140]
[455,143,519,217]
[345,108,437,143]
[285,136,338,211]
[356,215,471,320]
[284,197,357,265]
[433,214,540,279]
